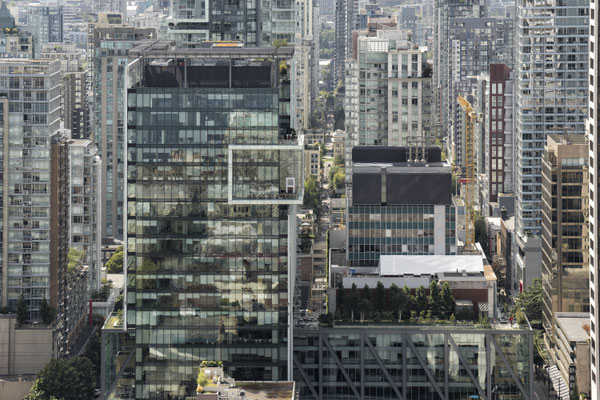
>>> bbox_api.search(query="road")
[533,380,549,400]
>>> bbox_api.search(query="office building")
[347,146,456,267]
[515,0,588,292]
[90,17,154,240]
[590,0,600,391]
[0,2,33,59]
[119,43,303,398]
[548,313,590,399]
[541,134,589,340]
[23,2,64,55]
[0,59,68,319]
[294,325,533,399]
[68,139,102,290]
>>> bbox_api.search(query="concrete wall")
[0,379,35,400]
[0,316,55,376]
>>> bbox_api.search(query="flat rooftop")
[555,312,590,342]
[377,255,484,276]
[130,40,294,59]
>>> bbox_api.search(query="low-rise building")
[550,313,590,399]
[304,147,321,182]
[0,314,58,376]
[332,130,346,159]
[337,254,497,317]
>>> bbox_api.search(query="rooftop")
[377,255,484,276]
[555,312,590,342]
[130,40,294,59]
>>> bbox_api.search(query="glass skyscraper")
[124,43,303,398]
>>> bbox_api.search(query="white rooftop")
[377,255,484,276]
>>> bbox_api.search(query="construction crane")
[457,95,476,251]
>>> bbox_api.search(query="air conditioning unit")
[286,177,295,194]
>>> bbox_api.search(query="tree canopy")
[336,281,457,322]
[106,245,124,274]
[24,357,96,400]
[513,278,543,324]
[39,297,56,325]
[16,293,28,324]
[303,176,320,217]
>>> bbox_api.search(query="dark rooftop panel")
[352,146,442,163]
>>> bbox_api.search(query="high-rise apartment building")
[540,134,589,340]
[488,64,515,205]
[433,0,484,139]
[68,139,102,290]
[446,16,514,169]
[515,0,588,290]
[166,0,306,48]
[41,44,90,139]
[90,17,154,240]
[24,2,64,55]
[0,59,64,317]
[333,0,358,86]
[166,0,318,131]
[0,2,34,59]
[344,34,433,180]
[122,43,303,397]
[515,0,588,236]
[588,0,600,392]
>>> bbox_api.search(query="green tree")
[390,283,408,321]
[332,169,345,191]
[345,283,360,321]
[362,284,371,304]
[513,278,543,324]
[415,286,428,313]
[333,154,345,166]
[336,281,345,317]
[358,298,372,321]
[428,280,441,317]
[440,282,456,318]
[16,293,28,324]
[25,357,96,400]
[328,163,340,183]
[303,176,320,216]
[474,212,489,255]
[374,281,385,311]
[39,297,56,325]
[272,38,288,48]
[68,247,85,272]
[105,245,124,273]
[404,286,415,316]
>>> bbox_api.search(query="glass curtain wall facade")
[125,45,302,398]
[514,0,589,236]
[347,204,457,265]
[293,326,533,400]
